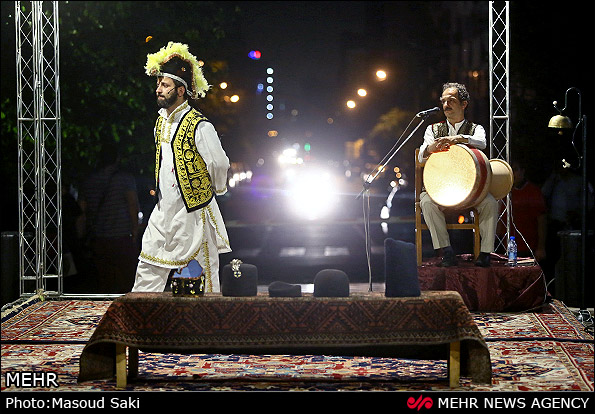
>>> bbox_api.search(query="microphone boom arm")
[357,113,431,199]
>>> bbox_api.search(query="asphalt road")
[219,185,418,285]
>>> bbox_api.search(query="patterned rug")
[1,296,593,392]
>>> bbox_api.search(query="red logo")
[407,395,434,410]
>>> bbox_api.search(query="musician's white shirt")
[418,119,486,163]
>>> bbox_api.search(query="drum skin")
[423,144,492,209]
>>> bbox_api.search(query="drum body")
[423,144,492,209]
[488,158,514,200]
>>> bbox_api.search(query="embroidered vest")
[154,108,214,212]
[431,120,477,140]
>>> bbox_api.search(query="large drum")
[423,144,492,209]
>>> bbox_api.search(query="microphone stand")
[357,112,434,292]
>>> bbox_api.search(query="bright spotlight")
[346,100,356,109]
[286,169,338,220]
[376,70,387,80]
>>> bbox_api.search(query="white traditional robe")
[133,101,231,293]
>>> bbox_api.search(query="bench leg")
[448,341,460,388]
[115,344,127,389]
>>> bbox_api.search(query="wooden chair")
[415,149,481,265]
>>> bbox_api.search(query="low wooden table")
[78,291,491,388]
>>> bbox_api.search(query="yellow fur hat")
[145,41,209,99]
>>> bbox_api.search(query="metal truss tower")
[15,1,62,297]
[489,1,511,253]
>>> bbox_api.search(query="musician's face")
[440,87,467,122]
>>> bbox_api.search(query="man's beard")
[156,92,177,109]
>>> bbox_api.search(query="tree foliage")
[1,1,240,186]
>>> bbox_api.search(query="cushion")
[313,269,350,297]
[221,261,258,297]
[384,238,421,297]
[268,281,302,297]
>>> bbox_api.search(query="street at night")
[1,1,594,403]
[1,1,593,300]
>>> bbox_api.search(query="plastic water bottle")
[507,236,517,267]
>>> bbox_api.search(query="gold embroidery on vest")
[154,116,164,190]
[172,109,214,211]
[154,108,214,211]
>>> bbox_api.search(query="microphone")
[416,107,440,118]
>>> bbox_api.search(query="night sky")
[219,1,594,176]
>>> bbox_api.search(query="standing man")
[132,41,231,293]
[418,82,498,267]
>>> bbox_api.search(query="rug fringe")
[1,290,45,321]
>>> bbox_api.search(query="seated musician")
[418,82,498,267]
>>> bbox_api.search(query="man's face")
[440,87,467,121]
[156,76,179,109]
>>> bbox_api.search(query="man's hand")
[428,135,464,154]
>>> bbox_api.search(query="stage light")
[230,95,239,103]
[219,82,228,89]
[357,88,367,97]
[376,70,387,80]
[346,100,356,109]
[286,168,338,220]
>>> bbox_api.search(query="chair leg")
[416,230,422,266]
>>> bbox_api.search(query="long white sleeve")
[194,121,230,195]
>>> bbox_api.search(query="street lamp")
[548,87,589,319]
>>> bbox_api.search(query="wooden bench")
[78,291,492,388]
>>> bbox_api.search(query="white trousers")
[131,261,171,292]
[420,191,498,253]
[131,223,221,293]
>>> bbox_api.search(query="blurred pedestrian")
[79,143,140,293]
[499,159,547,261]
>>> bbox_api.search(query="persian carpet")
[1,296,592,392]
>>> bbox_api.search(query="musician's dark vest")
[154,108,214,212]
[431,120,477,140]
